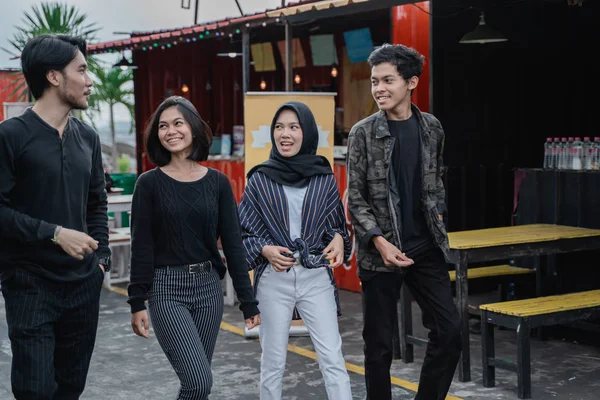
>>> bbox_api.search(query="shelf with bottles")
[543,136,600,171]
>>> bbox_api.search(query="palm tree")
[86,65,135,171]
[2,2,101,100]
[3,2,136,170]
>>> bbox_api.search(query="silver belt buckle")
[188,261,211,274]
[292,252,301,267]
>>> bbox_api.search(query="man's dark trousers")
[361,248,462,400]
[2,267,104,400]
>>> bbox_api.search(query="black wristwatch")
[98,256,112,273]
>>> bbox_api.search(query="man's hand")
[372,236,414,267]
[55,228,98,260]
[131,310,150,338]
[99,264,106,273]
[245,314,261,330]
[261,245,295,272]
[323,233,344,268]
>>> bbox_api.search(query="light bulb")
[181,84,189,93]
[260,80,267,90]
[294,74,301,84]
[331,67,338,78]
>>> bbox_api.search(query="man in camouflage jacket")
[346,44,461,400]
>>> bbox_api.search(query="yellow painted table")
[400,224,600,382]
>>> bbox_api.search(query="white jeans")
[256,264,352,400]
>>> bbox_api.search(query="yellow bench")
[480,289,600,399]
[448,264,533,282]
[397,264,535,362]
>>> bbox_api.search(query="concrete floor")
[1,284,599,399]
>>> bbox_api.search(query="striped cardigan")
[239,171,351,315]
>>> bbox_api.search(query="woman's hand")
[131,310,150,338]
[261,245,295,272]
[245,314,261,330]
[323,233,344,268]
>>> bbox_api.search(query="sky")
[0,0,290,122]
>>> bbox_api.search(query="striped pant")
[148,266,224,400]
[1,267,104,400]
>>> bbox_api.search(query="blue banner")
[344,28,374,63]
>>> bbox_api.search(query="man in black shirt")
[346,44,461,400]
[0,34,110,399]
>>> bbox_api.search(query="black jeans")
[361,248,462,400]
[1,267,104,400]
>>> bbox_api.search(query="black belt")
[155,261,212,274]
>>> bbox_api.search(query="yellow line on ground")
[219,321,245,336]
[109,287,462,400]
[219,321,462,400]
[108,285,128,296]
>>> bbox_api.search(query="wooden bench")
[448,264,533,282]
[451,264,535,309]
[480,289,600,399]
[105,229,131,289]
[397,264,534,361]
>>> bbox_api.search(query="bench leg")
[517,320,532,399]
[103,269,111,289]
[533,256,548,340]
[223,273,235,306]
[499,282,506,301]
[456,254,471,382]
[481,310,495,387]
[399,285,414,363]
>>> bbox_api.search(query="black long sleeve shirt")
[127,168,259,320]
[0,108,110,282]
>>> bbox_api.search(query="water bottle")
[566,137,574,169]
[558,137,568,169]
[582,137,593,170]
[543,137,553,169]
[552,137,560,169]
[592,137,600,170]
[571,137,583,170]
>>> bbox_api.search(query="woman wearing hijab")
[239,101,353,400]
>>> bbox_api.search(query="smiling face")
[371,62,417,115]
[157,106,194,156]
[273,109,303,158]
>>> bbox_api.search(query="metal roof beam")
[276,0,417,23]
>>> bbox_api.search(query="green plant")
[1,2,101,100]
[117,154,130,173]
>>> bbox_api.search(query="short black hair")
[21,34,87,99]
[368,43,425,81]
[144,96,212,166]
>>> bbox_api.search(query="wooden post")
[242,27,250,93]
[285,21,293,92]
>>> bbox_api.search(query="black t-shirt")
[387,115,432,258]
[0,108,110,282]
[127,168,258,319]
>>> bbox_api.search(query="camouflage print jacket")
[346,104,450,273]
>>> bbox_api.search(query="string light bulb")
[294,74,301,85]
[260,79,267,90]
[181,84,189,93]
[331,67,338,78]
